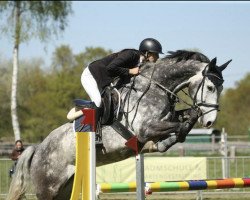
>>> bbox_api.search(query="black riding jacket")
[88,49,141,90]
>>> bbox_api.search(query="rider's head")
[139,38,163,63]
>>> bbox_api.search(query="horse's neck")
[150,60,204,91]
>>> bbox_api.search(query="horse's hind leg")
[34,172,74,200]
[53,175,74,200]
[35,176,73,200]
[36,193,53,200]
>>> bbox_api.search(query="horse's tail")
[6,145,36,200]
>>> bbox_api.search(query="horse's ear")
[204,57,217,74]
[209,57,217,68]
[219,59,232,71]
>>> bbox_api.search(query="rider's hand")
[129,67,140,75]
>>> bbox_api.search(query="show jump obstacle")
[69,106,250,200]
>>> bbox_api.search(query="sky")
[1,1,250,89]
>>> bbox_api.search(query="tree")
[19,46,112,142]
[0,59,12,138]
[0,1,72,141]
[215,73,250,135]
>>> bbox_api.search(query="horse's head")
[187,58,232,128]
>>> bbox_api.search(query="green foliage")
[0,1,73,140]
[0,60,12,137]
[0,46,112,142]
[0,1,73,43]
[215,73,250,135]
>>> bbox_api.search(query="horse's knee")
[177,121,192,143]
[137,132,149,143]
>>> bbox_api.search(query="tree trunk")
[11,47,20,141]
[11,1,21,141]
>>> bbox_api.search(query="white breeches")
[81,66,101,107]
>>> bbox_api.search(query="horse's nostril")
[206,121,212,127]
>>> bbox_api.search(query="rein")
[139,73,194,107]
[121,64,223,130]
[138,66,223,117]
[123,64,157,130]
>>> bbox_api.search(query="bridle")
[192,65,224,116]
[138,65,223,117]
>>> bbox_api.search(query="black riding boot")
[94,106,103,124]
[94,106,104,147]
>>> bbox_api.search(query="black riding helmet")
[139,38,163,54]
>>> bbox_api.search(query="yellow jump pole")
[70,108,96,200]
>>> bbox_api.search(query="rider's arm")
[106,50,140,77]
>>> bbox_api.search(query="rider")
[81,38,163,108]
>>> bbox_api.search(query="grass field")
[0,159,12,196]
[98,192,250,200]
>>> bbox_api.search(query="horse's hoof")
[141,141,157,153]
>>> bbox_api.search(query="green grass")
[98,192,250,200]
[0,159,13,195]
[206,157,250,179]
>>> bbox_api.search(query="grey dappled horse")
[7,50,231,200]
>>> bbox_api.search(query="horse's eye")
[207,86,214,92]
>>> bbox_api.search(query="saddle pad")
[74,115,92,132]
[73,99,95,108]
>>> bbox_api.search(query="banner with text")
[96,157,207,183]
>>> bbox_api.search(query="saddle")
[67,86,120,126]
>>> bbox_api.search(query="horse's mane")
[163,50,210,63]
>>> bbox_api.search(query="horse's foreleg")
[157,135,178,152]
[156,115,198,152]
[138,108,199,152]
[158,109,200,152]
[138,120,181,143]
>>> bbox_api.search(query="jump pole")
[97,178,250,194]
[70,108,96,200]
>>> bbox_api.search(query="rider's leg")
[81,66,101,107]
